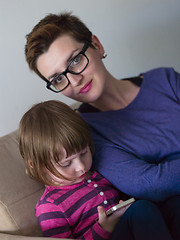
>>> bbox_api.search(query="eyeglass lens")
[50,53,88,92]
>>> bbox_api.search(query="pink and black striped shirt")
[36,171,121,239]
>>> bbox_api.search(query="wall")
[0,0,180,136]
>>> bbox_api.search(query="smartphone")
[106,197,135,216]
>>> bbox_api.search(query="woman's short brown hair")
[19,100,93,186]
[25,12,93,82]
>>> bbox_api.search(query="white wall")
[1,0,180,137]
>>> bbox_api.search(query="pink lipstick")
[79,80,92,94]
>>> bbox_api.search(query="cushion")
[0,130,45,236]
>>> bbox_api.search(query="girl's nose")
[67,73,83,87]
[75,158,85,172]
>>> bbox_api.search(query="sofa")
[0,103,80,240]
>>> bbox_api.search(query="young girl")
[19,100,173,240]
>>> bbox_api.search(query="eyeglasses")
[46,42,90,93]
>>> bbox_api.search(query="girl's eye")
[81,148,88,156]
[61,162,71,167]
[55,160,71,168]
[61,161,71,167]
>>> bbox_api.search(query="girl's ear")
[91,35,105,58]
[28,160,34,168]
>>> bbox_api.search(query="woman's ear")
[28,160,34,168]
[91,35,105,58]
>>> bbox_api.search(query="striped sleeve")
[83,221,111,239]
[36,202,72,238]
[36,201,111,239]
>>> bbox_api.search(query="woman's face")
[36,34,108,103]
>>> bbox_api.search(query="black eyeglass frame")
[46,42,90,93]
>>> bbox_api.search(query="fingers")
[97,205,121,232]
[97,205,107,222]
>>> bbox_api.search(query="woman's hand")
[97,200,131,232]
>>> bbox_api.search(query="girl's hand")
[97,200,131,232]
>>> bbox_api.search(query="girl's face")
[46,146,92,186]
[36,34,108,103]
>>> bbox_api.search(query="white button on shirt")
[86,178,108,205]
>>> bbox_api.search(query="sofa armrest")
[0,233,69,240]
[0,130,44,236]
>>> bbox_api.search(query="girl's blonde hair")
[19,100,93,186]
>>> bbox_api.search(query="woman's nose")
[67,73,83,87]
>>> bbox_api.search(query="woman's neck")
[90,74,140,111]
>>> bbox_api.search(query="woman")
[25,12,180,239]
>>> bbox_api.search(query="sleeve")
[36,203,72,238]
[82,222,111,240]
[93,142,180,202]
[165,67,180,101]
[36,202,111,239]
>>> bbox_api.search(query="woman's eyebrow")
[66,48,80,63]
[48,48,80,81]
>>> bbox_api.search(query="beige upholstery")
[0,130,45,238]
[0,233,56,240]
[0,102,80,240]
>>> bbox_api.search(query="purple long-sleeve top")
[80,67,180,202]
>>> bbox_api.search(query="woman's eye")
[71,55,82,66]
[53,75,65,85]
